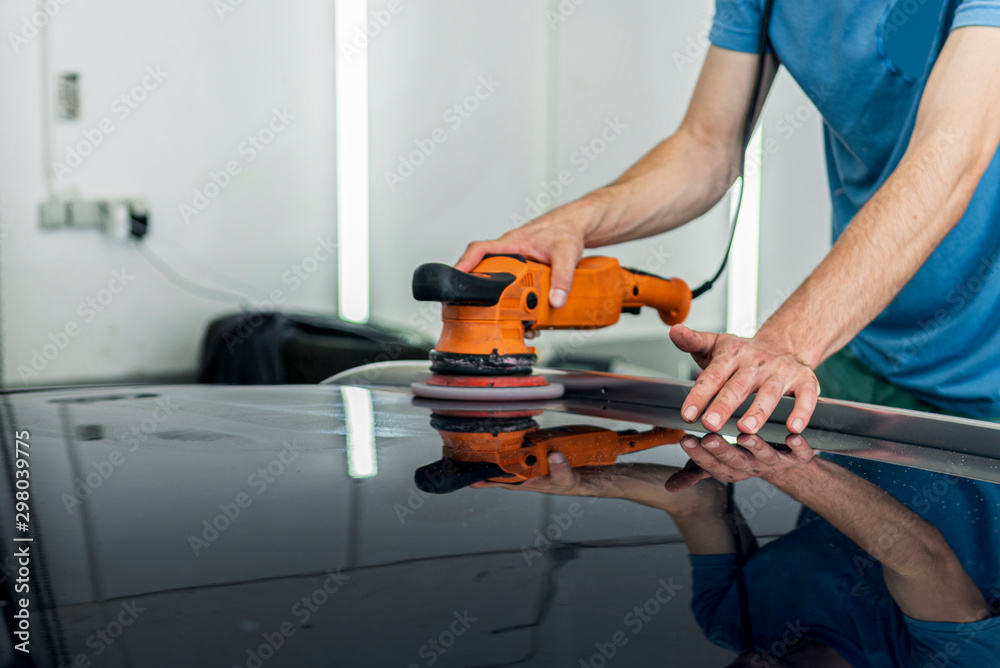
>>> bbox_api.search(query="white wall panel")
[1,0,337,385]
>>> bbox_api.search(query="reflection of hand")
[472,452,728,516]
[664,433,815,492]
[471,452,608,496]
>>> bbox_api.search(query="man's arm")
[677,26,1000,436]
[456,46,777,307]
[768,457,988,624]
[471,451,756,556]
[665,436,987,622]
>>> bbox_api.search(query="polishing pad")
[410,379,565,401]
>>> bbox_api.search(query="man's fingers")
[737,378,786,434]
[786,376,820,434]
[470,479,527,490]
[457,239,582,310]
[701,367,758,432]
[664,468,710,492]
[785,434,815,462]
[700,434,758,471]
[663,457,710,492]
[681,359,737,425]
[547,245,581,308]
[680,436,745,483]
[455,240,493,273]
[735,433,782,466]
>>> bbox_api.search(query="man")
[459,3,1000,660]
[456,1,1000,437]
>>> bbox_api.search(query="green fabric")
[815,348,1000,423]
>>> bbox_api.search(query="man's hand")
[470,451,608,496]
[473,451,752,556]
[664,433,815,492]
[455,199,597,308]
[670,324,820,434]
[471,451,728,516]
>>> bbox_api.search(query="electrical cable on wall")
[134,241,256,310]
[134,239,332,318]
[150,234,272,298]
[691,0,777,301]
[704,0,779,653]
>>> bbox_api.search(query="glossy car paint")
[1,363,997,666]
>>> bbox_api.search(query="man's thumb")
[547,451,574,484]
[669,324,705,353]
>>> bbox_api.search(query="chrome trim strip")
[325,361,1000,483]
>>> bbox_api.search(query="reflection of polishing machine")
[414,407,687,493]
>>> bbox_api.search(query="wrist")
[762,455,825,487]
[754,319,825,369]
[576,186,627,247]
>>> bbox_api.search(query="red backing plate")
[425,374,549,388]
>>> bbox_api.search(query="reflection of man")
[457,2,1000,436]
[474,439,1000,666]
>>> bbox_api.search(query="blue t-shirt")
[690,456,1000,665]
[709,0,1000,418]
[690,521,1000,667]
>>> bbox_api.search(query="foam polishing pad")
[410,373,565,401]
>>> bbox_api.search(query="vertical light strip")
[726,127,762,337]
[335,0,370,323]
[342,386,377,478]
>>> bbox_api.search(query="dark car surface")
[2,363,998,667]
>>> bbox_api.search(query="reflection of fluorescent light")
[342,386,377,478]
[335,0,370,324]
[726,127,762,337]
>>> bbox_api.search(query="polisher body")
[410,254,692,400]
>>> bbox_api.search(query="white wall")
[1,0,337,387]
[368,0,554,340]
[757,71,832,320]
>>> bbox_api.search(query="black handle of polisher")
[412,263,515,307]
[414,458,516,494]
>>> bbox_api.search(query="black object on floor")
[199,312,430,384]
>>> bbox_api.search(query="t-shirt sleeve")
[904,614,1000,667]
[689,554,744,652]
[709,0,764,53]
[953,0,1000,30]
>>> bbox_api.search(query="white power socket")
[38,197,148,240]
[68,200,107,228]
[38,199,68,229]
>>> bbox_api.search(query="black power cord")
[706,1,779,654]
[727,480,755,652]
[691,0,777,300]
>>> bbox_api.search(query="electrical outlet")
[58,72,80,120]
[38,197,148,240]
[38,199,68,228]
[68,200,106,228]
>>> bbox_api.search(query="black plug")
[128,202,149,240]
